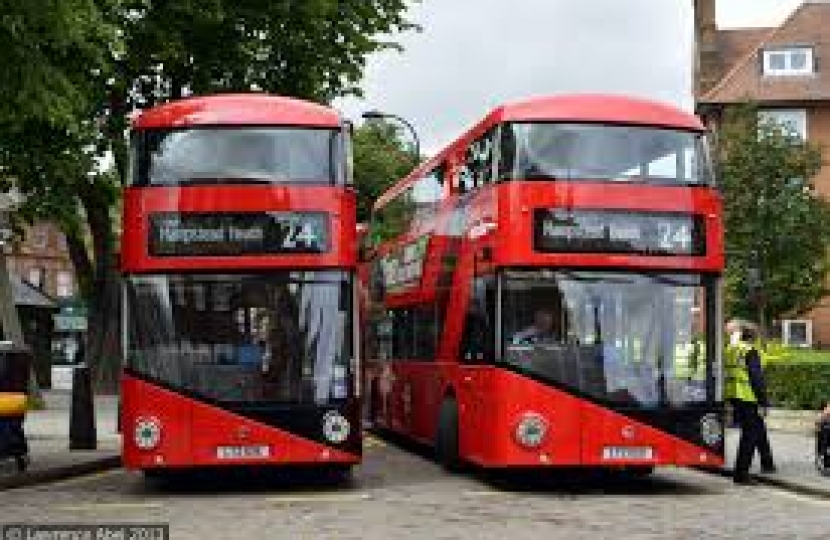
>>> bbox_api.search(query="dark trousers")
[0,415,27,457]
[731,399,775,478]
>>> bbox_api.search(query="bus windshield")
[499,123,713,185]
[125,270,352,405]
[132,127,342,186]
[502,270,717,409]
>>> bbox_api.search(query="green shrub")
[766,361,830,410]
[784,349,830,364]
[760,340,794,363]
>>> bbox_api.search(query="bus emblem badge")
[621,426,636,439]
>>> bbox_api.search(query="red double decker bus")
[121,94,360,475]
[363,94,725,472]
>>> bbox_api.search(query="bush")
[760,340,794,363]
[784,349,830,363]
[766,361,830,410]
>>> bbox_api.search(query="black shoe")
[761,466,777,474]
[733,475,755,485]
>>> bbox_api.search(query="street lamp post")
[361,110,421,160]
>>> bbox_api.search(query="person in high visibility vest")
[724,321,776,484]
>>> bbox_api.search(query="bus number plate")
[602,446,654,461]
[216,445,271,460]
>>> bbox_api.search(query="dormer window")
[762,47,815,76]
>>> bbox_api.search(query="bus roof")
[373,94,705,211]
[132,93,342,129]
[494,94,704,131]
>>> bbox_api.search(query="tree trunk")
[65,233,94,300]
[0,254,23,345]
[86,263,121,392]
[79,185,121,393]
[756,278,768,347]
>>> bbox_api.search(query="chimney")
[694,0,722,98]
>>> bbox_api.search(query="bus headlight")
[514,412,548,448]
[700,413,722,446]
[322,411,351,444]
[134,417,161,450]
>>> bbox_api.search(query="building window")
[758,109,808,141]
[762,47,814,76]
[56,271,74,298]
[782,319,812,348]
[26,267,45,289]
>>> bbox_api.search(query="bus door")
[456,275,496,460]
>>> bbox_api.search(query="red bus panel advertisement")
[363,94,725,472]
[121,94,360,475]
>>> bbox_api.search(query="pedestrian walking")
[724,321,776,484]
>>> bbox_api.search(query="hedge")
[766,361,830,410]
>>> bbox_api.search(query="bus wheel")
[436,398,461,472]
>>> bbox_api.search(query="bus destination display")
[149,212,329,256]
[533,209,704,256]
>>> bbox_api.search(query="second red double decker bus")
[363,94,725,472]
[121,94,360,476]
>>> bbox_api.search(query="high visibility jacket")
[754,341,777,366]
[724,341,757,402]
[688,339,707,381]
[674,339,706,380]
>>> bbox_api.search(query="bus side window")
[411,164,445,227]
[386,305,439,361]
[457,162,474,194]
[462,129,496,192]
[374,188,415,242]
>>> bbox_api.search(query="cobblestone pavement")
[0,436,828,540]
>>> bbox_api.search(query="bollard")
[69,363,97,450]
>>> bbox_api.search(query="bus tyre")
[436,398,461,472]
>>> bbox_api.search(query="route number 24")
[657,221,693,252]
[281,220,320,249]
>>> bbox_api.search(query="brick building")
[695,0,830,347]
[4,222,77,300]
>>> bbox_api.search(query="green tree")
[0,0,113,128]
[353,121,419,224]
[719,103,830,337]
[0,0,416,389]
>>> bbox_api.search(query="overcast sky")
[335,0,804,155]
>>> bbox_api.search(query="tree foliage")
[0,0,113,128]
[0,0,416,388]
[719,103,830,331]
[353,121,419,223]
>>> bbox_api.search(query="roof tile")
[701,3,830,104]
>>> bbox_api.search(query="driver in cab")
[511,309,559,346]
